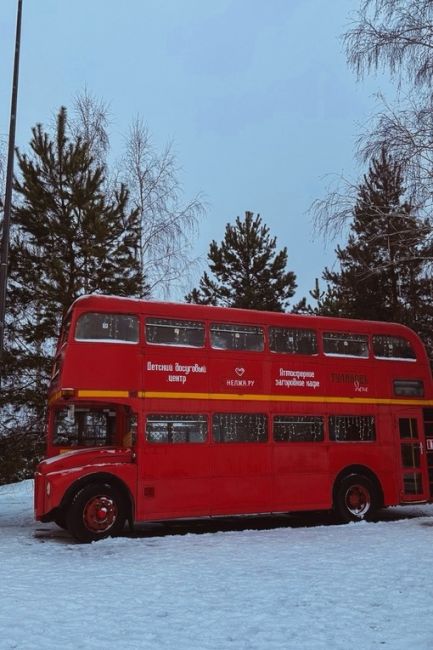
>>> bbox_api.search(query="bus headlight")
[46,481,51,497]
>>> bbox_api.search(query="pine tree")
[316,149,432,353]
[186,211,296,311]
[3,107,143,419]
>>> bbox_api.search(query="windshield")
[52,404,137,447]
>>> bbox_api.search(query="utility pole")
[0,0,23,375]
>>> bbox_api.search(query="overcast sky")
[0,0,385,303]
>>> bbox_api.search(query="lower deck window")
[329,415,376,442]
[273,416,324,442]
[401,444,421,468]
[53,408,116,447]
[403,472,424,495]
[212,413,267,443]
[399,418,418,440]
[146,414,207,443]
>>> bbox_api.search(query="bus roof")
[71,293,419,338]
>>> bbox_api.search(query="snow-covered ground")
[1,481,433,650]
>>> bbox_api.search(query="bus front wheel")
[66,482,126,543]
[334,474,376,522]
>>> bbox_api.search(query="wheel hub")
[83,495,118,532]
[345,485,370,516]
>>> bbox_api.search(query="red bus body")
[34,294,433,541]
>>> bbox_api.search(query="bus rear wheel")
[334,474,376,522]
[66,482,126,543]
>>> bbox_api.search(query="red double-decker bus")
[34,294,433,542]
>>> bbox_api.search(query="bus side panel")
[36,463,137,521]
[272,443,331,511]
[137,423,212,520]
[210,444,273,515]
[63,342,140,392]
[328,409,401,508]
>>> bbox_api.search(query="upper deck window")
[59,312,72,347]
[269,327,317,355]
[210,323,264,351]
[323,332,369,358]
[373,335,416,360]
[146,318,205,347]
[394,379,424,397]
[75,312,139,343]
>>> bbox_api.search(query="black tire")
[54,511,67,529]
[66,482,126,543]
[334,474,376,523]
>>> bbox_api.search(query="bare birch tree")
[71,91,205,298]
[345,1,433,211]
[345,0,433,89]
[314,0,433,262]
[71,88,111,168]
[121,117,204,298]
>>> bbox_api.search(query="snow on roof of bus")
[74,293,173,306]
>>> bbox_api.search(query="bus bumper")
[34,471,52,521]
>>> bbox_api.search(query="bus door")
[396,410,429,503]
[136,412,211,520]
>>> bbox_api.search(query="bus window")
[273,415,323,442]
[146,414,207,443]
[210,323,264,351]
[399,418,418,439]
[123,411,138,447]
[212,413,267,442]
[269,327,317,355]
[53,407,117,447]
[373,335,416,360]
[50,357,61,383]
[75,313,139,343]
[59,311,72,347]
[329,415,376,442]
[394,380,424,397]
[146,318,205,347]
[323,332,369,358]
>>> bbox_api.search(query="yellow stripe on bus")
[48,390,63,405]
[77,390,130,399]
[48,389,433,408]
[139,390,433,407]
